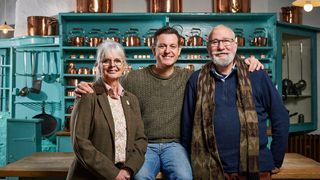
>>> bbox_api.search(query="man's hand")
[244,55,264,72]
[74,81,94,97]
[115,169,131,180]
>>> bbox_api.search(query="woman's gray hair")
[95,40,127,81]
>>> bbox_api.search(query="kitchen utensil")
[230,0,241,13]
[293,42,307,95]
[19,51,29,96]
[298,114,304,123]
[0,55,3,108]
[33,101,58,137]
[31,52,41,94]
[282,42,294,100]
[149,0,182,13]
[213,0,229,12]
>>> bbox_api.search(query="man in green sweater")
[75,26,263,179]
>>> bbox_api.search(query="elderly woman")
[67,41,147,180]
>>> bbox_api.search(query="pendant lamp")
[0,0,14,34]
[292,0,320,12]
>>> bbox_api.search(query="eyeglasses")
[208,39,234,47]
[101,58,124,67]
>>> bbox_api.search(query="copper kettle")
[187,28,203,46]
[172,24,186,46]
[234,28,245,46]
[66,62,77,74]
[149,0,182,13]
[123,28,141,47]
[104,28,121,43]
[144,29,157,46]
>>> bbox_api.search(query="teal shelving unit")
[277,22,319,133]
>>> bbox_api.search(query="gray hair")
[208,24,236,40]
[95,40,127,81]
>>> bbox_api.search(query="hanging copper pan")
[149,0,182,13]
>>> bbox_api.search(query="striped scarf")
[191,57,260,180]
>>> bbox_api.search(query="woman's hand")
[115,169,131,180]
[74,81,94,97]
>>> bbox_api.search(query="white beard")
[212,52,235,67]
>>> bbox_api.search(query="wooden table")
[272,153,320,179]
[1,152,319,179]
[0,152,74,179]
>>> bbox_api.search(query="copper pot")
[66,89,75,96]
[281,6,302,24]
[213,0,250,13]
[27,16,58,36]
[78,67,91,74]
[76,0,89,13]
[89,0,112,13]
[149,0,182,13]
[68,79,79,86]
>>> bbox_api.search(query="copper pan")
[27,16,58,36]
[76,0,112,13]
[213,0,250,13]
[281,6,302,24]
[149,0,182,13]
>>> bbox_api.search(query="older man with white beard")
[181,24,289,180]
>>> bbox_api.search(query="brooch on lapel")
[126,100,130,105]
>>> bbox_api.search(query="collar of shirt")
[210,63,237,82]
[104,82,124,99]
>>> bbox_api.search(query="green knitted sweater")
[122,65,190,143]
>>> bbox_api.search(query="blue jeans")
[134,142,192,180]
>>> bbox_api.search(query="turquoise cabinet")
[277,22,319,132]
[7,118,43,163]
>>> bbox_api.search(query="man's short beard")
[212,52,235,67]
